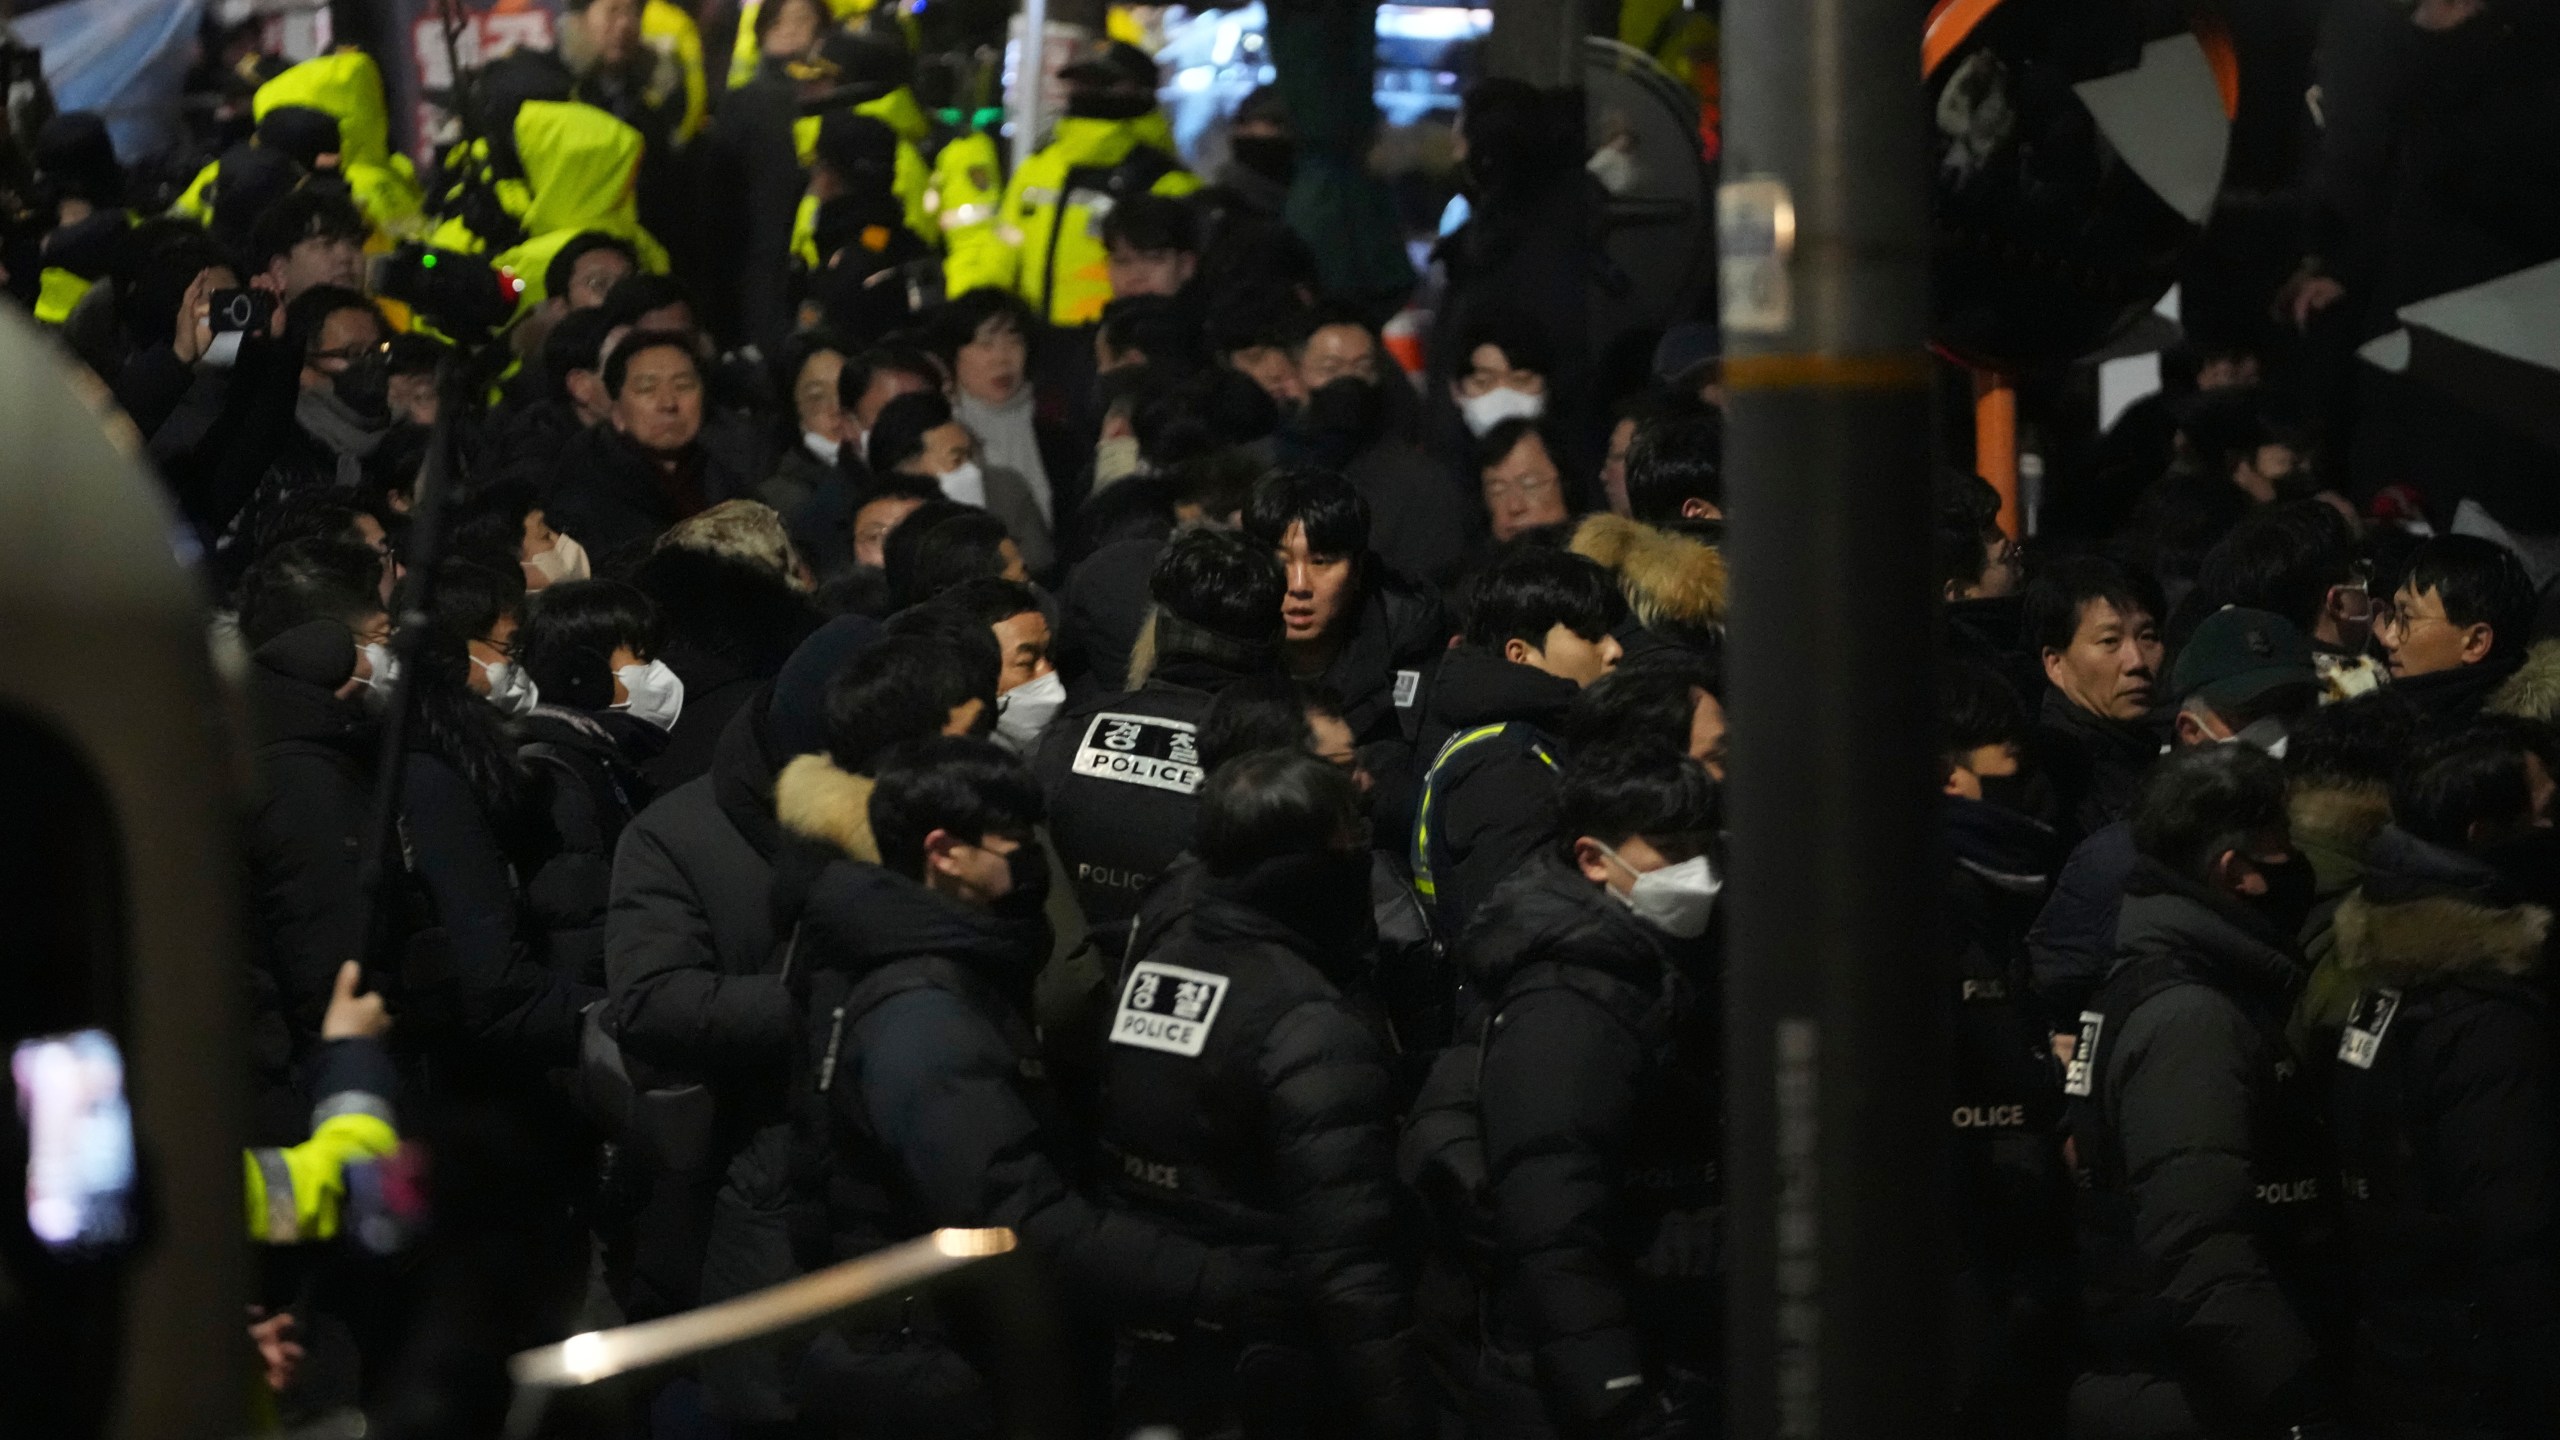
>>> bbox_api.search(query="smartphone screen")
[12,1030,135,1252]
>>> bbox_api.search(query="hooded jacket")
[1567,515,1727,656]
[490,100,673,307]
[998,113,1202,327]
[2064,858,2338,1438]
[1409,647,1579,946]
[2486,636,2560,722]
[787,853,1282,1432]
[2324,826,2560,1437]
[1458,854,1720,1439]
[252,51,425,236]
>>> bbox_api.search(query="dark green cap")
[2170,606,2316,710]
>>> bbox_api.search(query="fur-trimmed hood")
[2290,781,2392,862]
[2487,638,2560,722]
[1568,514,1727,631]
[774,753,878,864]
[2331,889,2550,985]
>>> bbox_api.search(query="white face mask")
[1459,384,1546,437]
[526,532,591,587]
[357,641,399,709]
[994,668,1067,755]
[612,658,687,732]
[1600,844,1721,939]
[475,656,541,719]
[936,460,988,509]
[804,429,842,464]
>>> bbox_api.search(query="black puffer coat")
[2063,857,2339,1439]
[2027,688,2161,848]
[1460,854,1721,1439]
[2326,826,2560,1439]
[1097,857,1425,1440]
[1941,795,2073,1436]
[518,706,661,990]
[1408,647,1578,949]
[789,858,1283,1436]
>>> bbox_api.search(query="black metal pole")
[1719,0,1942,1433]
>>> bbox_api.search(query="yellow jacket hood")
[256,50,392,170]
[516,100,644,237]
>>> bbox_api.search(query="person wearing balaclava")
[989,39,1203,328]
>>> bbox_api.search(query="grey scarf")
[956,383,1051,525]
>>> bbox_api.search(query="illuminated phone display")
[13,1029,136,1253]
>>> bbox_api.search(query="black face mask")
[332,349,394,425]
[996,838,1052,919]
[1229,134,1295,186]
[1293,377,1386,467]
[1976,771,2036,817]
[1067,90,1154,122]
[2246,852,2318,942]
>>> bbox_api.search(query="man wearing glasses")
[2374,534,2540,725]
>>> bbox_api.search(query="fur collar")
[2488,638,2560,723]
[1569,514,1727,630]
[2289,782,2392,855]
[774,753,878,864]
[2331,888,2550,984]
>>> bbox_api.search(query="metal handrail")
[502,1228,1020,1438]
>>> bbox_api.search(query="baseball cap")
[2170,606,2316,711]
[1060,39,1159,91]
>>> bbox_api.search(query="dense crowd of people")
[28,0,2560,1435]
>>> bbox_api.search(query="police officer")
[1036,526,1283,953]
[988,40,1202,329]
[2063,745,2341,1439]
[1098,748,1425,1440]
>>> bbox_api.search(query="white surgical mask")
[475,656,541,719]
[936,460,988,508]
[612,658,687,732]
[994,668,1067,755]
[357,641,399,710]
[804,429,842,464]
[2221,715,2290,760]
[1600,844,1721,939]
[1459,385,1546,437]
[526,532,591,587]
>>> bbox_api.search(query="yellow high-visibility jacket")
[789,85,937,261]
[932,130,1010,297]
[643,0,710,145]
[243,1092,398,1245]
[256,50,428,240]
[995,112,1199,327]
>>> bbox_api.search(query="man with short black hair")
[1565,649,1726,780]
[1409,547,1624,944]
[2377,534,2538,724]
[2024,556,2167,843]
[1624,412,1723,528]
[1449,739,1722,1438]
[1101,192,1201,301]
[2325,720,2560,1438]
[2195,501,2380,701]
[2063,744,2338,1440]
[788,736,1284,1431]
[936,576,1066,757]
[1098,747,1424,1440]
[544,328,762,564]
[545,229,641,314]
[1037,527,1286,951]
[1243,468,1448,763]
[252,185,368,300]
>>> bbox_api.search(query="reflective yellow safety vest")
[643,0,710,145]
[997,113,1199,327]
[242,1093,398,1244]
[1409,722,1558,910]
[253,50,429,241]
[932,131,1011,297]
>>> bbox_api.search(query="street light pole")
[1718,0,1943,1433]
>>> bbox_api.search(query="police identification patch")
[1393,669,1422,709]
[2337,988,2402,1071]
[2061,1011,2104,1098]
[1070,712,1203,794]
[1110,960,1228,1058]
